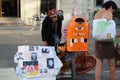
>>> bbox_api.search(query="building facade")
[0,0,20,17]
[0,0,119,25]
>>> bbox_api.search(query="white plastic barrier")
[14,45,63,80]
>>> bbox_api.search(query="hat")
[48,9,56,16]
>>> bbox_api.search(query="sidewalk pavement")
[1,68,120,80]
[0,23,46,80]
[0,68,18,80]
[0,24,120,80]
[57,70,120,80]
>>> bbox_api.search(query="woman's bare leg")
[108,58,116,80]
[95,58,103,80]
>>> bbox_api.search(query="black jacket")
[41,15,62,46]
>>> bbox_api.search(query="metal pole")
[56,0,60,10]
[70,52,76,79]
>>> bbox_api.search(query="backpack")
[57,10,64,21]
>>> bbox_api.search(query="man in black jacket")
[41,9,63,46]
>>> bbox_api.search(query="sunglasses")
[50,16,57,19]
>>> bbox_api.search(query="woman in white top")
[93,1,118,80]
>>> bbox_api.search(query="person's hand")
[43,41,48,46]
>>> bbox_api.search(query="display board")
[14,45,63,80]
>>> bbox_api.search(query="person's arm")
[43,41,48,46]
[106,11,112,20]
[41,17,49,46]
